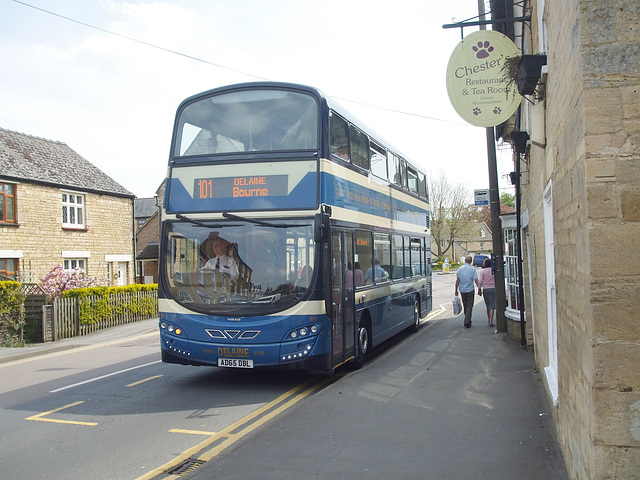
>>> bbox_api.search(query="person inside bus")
[202,238,239,280]
[364,258,387,284]
[295,265,313,291]
[206,136,218,153]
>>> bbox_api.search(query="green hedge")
[0,281,26,346]
[62,284,158,325]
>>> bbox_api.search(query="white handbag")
[452,296,462,315]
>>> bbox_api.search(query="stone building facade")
[0,128,135,285]
[494,0,639,478]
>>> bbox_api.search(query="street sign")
[475,189,489,206]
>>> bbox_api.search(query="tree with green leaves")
[500,192,515,208]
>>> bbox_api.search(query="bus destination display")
[195,175,288,199]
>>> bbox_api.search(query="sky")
[0,0,515,199]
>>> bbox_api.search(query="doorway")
[330,230,355,367]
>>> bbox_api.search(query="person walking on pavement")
[455,255,479,328]
[477,257,496,327]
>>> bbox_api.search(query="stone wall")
[2,182,134,284]
[522,1,640,478]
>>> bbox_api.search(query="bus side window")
[392,234,403,279]
[355,230,372,287]
[370,143,387,180]
[330,114,350,161]
[407,166,419,194]
[388,153,401,186]
[373,233,391,283]
[350,125,370,171]
[418,171,428,200]
[399,158,408,190]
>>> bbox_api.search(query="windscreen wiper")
[175,214,242,228]
[222,212,288,228]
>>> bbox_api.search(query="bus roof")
[176,82,425,176]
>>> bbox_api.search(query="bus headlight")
[284,324,319,342]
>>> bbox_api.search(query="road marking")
[426,307,447,321]
[126,375,163,387]
[136,375,339,480]
[170,429,217,436]
[50,360,161,393]
[26,401,98,426]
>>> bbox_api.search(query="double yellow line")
[137,374,338,480]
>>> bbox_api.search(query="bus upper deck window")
[350,125,369,171]
[370,143,387,180]
[399,159,408,190]
[407,166,419,194]
[388,153,401,186]
[330,114,350,161]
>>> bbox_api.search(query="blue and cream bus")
[159,82,431,373]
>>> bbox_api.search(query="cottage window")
[63,259,86,271]
[0,182,16,223]
[62,192,85,229]
[0,258,19,280]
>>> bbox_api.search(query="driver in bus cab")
[202,238,239,280]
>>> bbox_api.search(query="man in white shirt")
[202,238,239,281]
[454,255,479,328]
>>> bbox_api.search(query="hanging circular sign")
[446,30,522,127]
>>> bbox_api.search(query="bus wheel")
[409,299,420,333]
[352,319,370,369]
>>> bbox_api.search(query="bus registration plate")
[218,358,254,368]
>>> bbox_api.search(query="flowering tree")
[39,264,105,301]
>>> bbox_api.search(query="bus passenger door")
[331,230,355,368]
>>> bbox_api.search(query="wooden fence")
[48,290,158,341]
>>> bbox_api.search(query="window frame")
[0,181,17,224]
[63,258,87,272]
[370,142,388,180]
[0,258,19,280]
[62,191,86,229]
[349,124,370,171]
[330,113,350,163]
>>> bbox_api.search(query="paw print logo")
[493,107,502,115]
[473,107,482,116]
[472,41,494,59]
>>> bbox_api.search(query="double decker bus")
[159,82,431,373]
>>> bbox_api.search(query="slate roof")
[135,197,157,219]
[0,127,134,198]
[137,243,159,260]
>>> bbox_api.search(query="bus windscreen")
[175,89,319,157]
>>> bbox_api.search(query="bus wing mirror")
[314,212,330,243]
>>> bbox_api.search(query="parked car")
[473,254,490,267]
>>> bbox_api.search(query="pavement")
[188,299,569,480]
[0,317,160,364]
[1,292,569,479]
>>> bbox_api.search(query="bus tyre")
[409,299,420,333]
[352,320,370,369]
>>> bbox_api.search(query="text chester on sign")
[446,30,522,127]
